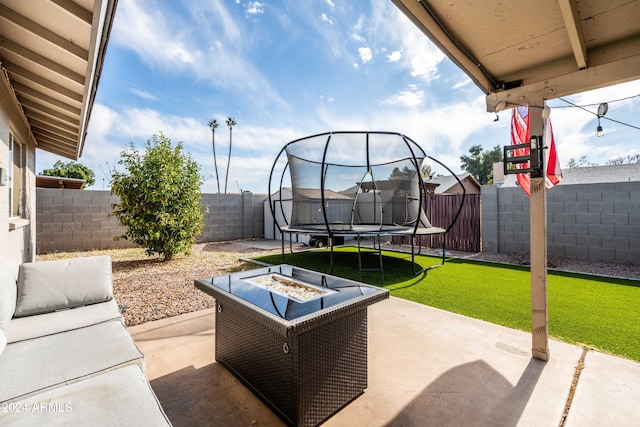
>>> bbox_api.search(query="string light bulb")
[596,102,608,137]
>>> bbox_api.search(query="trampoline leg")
[411,236,420,275]
[415,236,423,255]
[441,233,446,265]
[329,239,334,274]
[357,234,384,284]
[357,234,363,282]
[281,232,285,263]
[376,236,385,285]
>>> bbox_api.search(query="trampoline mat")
[280,224,446,236]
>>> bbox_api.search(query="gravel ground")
[37,239,639,327]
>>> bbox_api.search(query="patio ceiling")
[0,0,118,159]
[392,0,640,110]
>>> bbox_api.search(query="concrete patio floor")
[129,297,640,426]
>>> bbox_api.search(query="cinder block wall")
[36,189,266,254]
[199,192,265,242]
[481,182,640,264]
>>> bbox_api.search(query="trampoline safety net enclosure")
[269,131,464,235]
[268,132,465,276]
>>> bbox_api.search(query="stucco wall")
[482,182,640,265]
[1,72,37,268]
[36,189,265,254]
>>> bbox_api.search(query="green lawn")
[254,247,640,361]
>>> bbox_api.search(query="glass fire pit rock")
[195,265,389,427]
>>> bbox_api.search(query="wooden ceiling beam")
[51,0,93,25]
[486,54,640,111]
[12,81,81,115]
[32,128,77,148]
[30,119,77,140]
[21,98,80,126]
[25,110,78,134]
[0,3,88,60]
[0,37,85,85]
[2,61,83,102]
[557,0,588,69]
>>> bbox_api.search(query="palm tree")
[207,118,221,193]
[224,117,237,193]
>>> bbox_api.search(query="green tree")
[207,118,221,193]
[607,154,640,165]
[224,117,237,193]
[389,166,412,180]
[567,156,598,168]
[460,144,503,185]
[110,132,205,261]
[40,160,96,187]
[421,163,433,179]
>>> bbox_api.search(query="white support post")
[528,103,549,361]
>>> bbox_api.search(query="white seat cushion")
[0,319,143,402]
[5,299,122,344]
[0,329,6,356]
[0,365,172,426]
[0,262,17,331]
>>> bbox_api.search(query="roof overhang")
[36,174,85,189]
[0,0,118,159]
[392,0,640,110]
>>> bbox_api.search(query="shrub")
[110,132,205,261]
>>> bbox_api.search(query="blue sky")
[37,0,640,193]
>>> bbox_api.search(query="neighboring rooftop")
[498,163,640,187]
[36,175,85,189]
[424,173,481,194]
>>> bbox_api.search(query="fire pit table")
[195,264,389,426]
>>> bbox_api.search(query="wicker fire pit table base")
[195,265,389,427]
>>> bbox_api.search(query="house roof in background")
[36,174,85,189]
[269,187,353,201]
[500,163,640,187]
[424,173,479,194]
[0,0,118,159]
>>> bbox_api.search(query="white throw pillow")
[0,328,6,355]
[0,262,17,331]
[14,256,113,317]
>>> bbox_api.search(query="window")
[8,133,23,218]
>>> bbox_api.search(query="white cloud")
[67,103,308,193]
[351,15,365,42]
[452,78,472,89]
[166,41,199,64]
[129,88,157,100]
[358,47,372,64]
[246,1,265,14]
[387,50,401,62]
[381,90,424,107]
[320,13,333,25]
[368,0,445,81]
[111,0,284,106]
[325,0,335,7]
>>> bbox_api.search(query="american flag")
[510,105,563,196]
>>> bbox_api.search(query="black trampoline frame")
[268,131,466,278]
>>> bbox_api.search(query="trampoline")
[268,131,465,281]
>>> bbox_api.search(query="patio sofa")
[0,256,171,426]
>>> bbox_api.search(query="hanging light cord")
[553,95,640,131]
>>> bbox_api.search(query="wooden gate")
[392,194,481,252]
